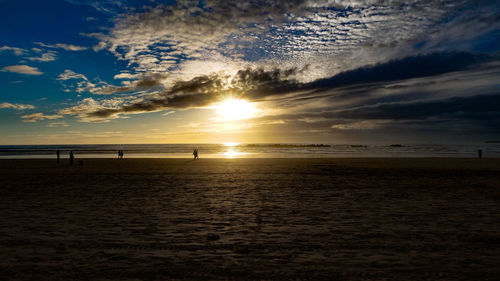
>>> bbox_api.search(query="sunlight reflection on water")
[223,147,249,158]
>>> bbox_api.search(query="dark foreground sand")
[0,158,499,280]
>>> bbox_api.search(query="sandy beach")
[0,158,499,280]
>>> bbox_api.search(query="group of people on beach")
[57,149,201,164]
[56,150,74,165]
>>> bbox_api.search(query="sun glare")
[215,99,257,121]
[223,147,248,158]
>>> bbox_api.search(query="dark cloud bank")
[90,51,496,109]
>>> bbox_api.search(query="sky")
[0,0,499,144]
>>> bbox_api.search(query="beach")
[1,158,499,280]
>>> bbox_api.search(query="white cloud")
[114,72,140,79]
[0,102,35,110]
[1,45,58,63]
[1,65,43,75]
[0,45,26,56]
[57,70,113,94]
[27,51,57,62]
[58,69,89,81]
[21,113,63,122]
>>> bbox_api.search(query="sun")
[215,98,258,121]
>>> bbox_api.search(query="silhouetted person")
[56,150,60,164]
[193,149,198,160]
[69,151,74,166]
[121,150,124,159]
[478,149,482,158]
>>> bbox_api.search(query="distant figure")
[69,151,74,166]
[56,150,60,164]
[478,149,482,159]
[193,149,199,160]
[121,150,124,159]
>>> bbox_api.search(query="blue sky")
[1,0,499,144]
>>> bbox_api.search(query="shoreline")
[1,143,499,159]
[0,154,498,159]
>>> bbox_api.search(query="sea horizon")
[1,142,500,159]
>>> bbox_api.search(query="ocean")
[1,143,500,158]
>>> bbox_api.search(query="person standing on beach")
[56,150,60,164]
[69,151,74,166]
[193,149,199,160]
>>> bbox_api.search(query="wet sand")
[0,158,499,280]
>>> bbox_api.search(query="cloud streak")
[0,102,35,110]
[35,42,88,51]
[21,113,63,122]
